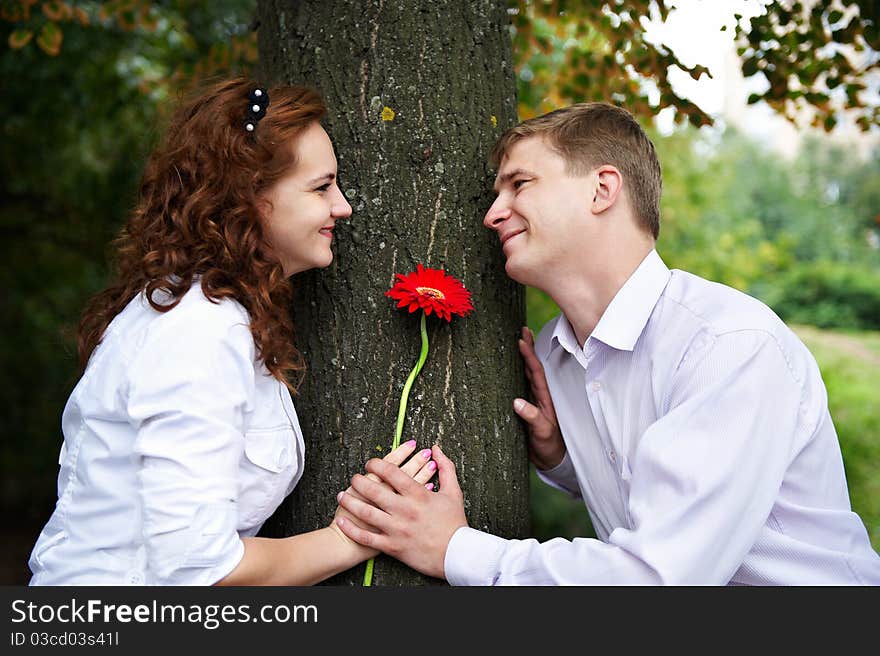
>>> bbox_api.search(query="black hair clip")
[244,87,270,133]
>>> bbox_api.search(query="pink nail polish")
[421,449,432,459]
[428,461,437,471]
[405,439,417,447]
[337,491,344,501]
[425,483,435,491]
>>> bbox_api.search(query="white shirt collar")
[551,249,671,354]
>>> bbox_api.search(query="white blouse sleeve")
[126,299,256,585]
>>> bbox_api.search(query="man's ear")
[591,165,623,214]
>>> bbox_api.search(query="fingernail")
[405,439,417,447]
[336,491,344,501]
[337,517,346,527]
[428,461,437,471]
[514,398,525,412]
[425,483,435,491]
[420,448,432,459]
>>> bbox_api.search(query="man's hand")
[330,440,436,554]
[515,326,566,470]
[335,445,467,580]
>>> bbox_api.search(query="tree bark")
[256,0,529,585]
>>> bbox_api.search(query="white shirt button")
[591,381,601,392]
[126,571,143,584]
[608,450,616,463]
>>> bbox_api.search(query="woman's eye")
[315,183,331,192]
[513,179,528,190]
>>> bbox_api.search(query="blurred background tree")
[1,0,878,582]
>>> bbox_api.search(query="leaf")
[35,20,62,55]
[41,1,68,22]
[8,29,34,49]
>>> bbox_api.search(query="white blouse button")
[591,381,602,392]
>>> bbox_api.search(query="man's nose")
[483,197,511,230]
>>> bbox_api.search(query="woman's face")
[261,122,352,277]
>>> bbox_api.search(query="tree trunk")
[256,0,529,585]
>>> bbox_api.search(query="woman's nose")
[333,188,353,218]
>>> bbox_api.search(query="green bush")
[757,262,880,330]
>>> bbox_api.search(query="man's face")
[484,135,594,286]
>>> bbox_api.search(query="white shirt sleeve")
[534,451,582,499]
[445,329,809,585]
[126,300,255,585]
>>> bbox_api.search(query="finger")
[365,457,421,496]
[336,488,394,531]
[400,448,433,478]
[518,339,556,418]
[425,483,435,491]
[431,445,462,497]
[349,471,406,514]
[413,458,437,484]
[513,397,554,436]
[518,336,548,392]
[336,517,393,553]
[381,439,418,467]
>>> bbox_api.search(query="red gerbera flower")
[385,264,474,322]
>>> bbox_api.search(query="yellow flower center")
[416,286,445,300]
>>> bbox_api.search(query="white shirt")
[445,250,880,585]
[28,282,304,585]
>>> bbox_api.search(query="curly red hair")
[78,76,327,391]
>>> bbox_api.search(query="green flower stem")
[393,312,429,450]
[364,311,430,586]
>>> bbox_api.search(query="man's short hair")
[491,103,662,239]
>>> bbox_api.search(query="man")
[335,103,880,584]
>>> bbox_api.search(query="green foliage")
[529,468,594,540]
[0,0,257,524]
[511,0,879,130]
[758,262,880,330]
[737,0,880,130]
[511,0,710,125]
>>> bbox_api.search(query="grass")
[791,325,880,551]
[527,289,880,553]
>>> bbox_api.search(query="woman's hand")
[335,444,467,580]
[329,440,436,555]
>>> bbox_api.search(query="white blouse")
[28,282,304,585]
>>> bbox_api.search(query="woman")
[28,77,435,585]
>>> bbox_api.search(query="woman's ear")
[591,165,623,214]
